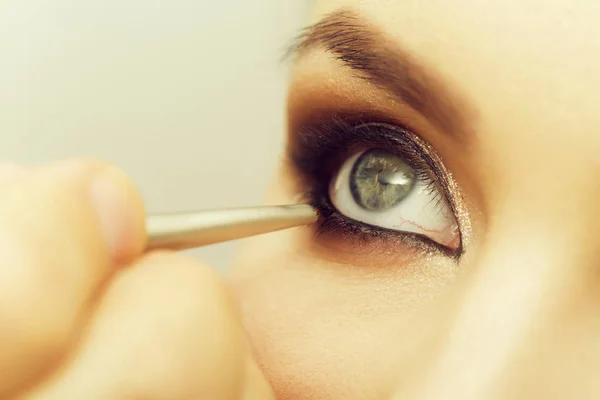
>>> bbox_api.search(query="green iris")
[349,149,417,211]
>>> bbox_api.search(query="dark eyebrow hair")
[285,10,469,141]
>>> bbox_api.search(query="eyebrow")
[286,10,468,141]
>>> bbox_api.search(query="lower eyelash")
[304,183,459,258]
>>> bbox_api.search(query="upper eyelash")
[289,116,446,206]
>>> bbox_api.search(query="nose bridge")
[404,166,600,399]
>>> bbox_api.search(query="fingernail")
[90,167,135,259]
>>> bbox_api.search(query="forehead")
[308,0,600,157]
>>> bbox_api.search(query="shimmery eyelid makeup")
[288,115,466,257]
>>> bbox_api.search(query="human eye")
[331,144,459,249]
[289,117,464,257]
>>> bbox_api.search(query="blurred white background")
[0,1,307,271]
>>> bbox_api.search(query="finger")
[0,162,27,186]
[0,159,146,396]
[242,357,276,400]
[29,252,256,400]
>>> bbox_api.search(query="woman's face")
[230,1,600,398]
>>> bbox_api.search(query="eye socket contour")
[330,148,460,250]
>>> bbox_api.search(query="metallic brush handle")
[145,204,317,251]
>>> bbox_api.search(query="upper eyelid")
[289,117,459,214]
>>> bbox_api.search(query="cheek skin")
[227,171,460,399]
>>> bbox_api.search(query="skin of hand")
[0,159,273,400]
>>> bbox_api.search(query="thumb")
[0,159,146,396]
[242,356,276,400]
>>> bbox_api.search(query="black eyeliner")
[287,115,463,257]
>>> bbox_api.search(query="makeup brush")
[145,204,317,251]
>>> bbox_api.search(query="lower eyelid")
[307,187,461,259]
[311,210,461,260]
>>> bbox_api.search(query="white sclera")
[330,151,460,249]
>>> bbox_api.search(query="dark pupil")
[349,149,416,211]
